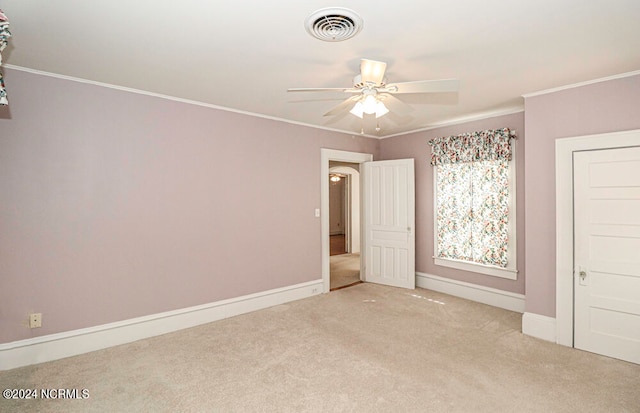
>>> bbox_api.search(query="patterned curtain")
[0,9,11,105]
[430,128,516,268]
[428,127,516,166]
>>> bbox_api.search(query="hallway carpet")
[330,253,361,290]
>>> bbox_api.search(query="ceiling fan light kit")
[350,95,389,119]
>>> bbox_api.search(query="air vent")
[305,8,363,42]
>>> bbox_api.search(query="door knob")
[578,268,588,286]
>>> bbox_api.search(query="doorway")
[329,163,361,290]
[321,149,373,293]
[321,149,416,293]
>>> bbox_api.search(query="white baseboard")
[522,312,557,343]
[0,280,323,371]
[416,272,525,313]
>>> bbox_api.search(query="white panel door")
[574,146,640,364]
[363,159,415,289]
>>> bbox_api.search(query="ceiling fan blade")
[360,59,387,85]
[323,96,360,117]
[378,93,414,116]
[386,79,459,94]
[287,87,360,93]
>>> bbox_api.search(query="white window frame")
[432,141,518,280]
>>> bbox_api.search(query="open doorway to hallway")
[329,161,361,290]
[321,149,373,293]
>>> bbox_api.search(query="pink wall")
[523,73,640,317]
[4,68,635,344]
[0,68,379,343]
[379,112,526,295]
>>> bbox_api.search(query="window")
[429,128,517,279]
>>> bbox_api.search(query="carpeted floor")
[1,283,639,412]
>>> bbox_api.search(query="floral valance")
[428,127,516,166]
[0,9,11,105]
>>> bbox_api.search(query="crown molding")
[522,70,640,98]
[380,106,525,139]
[3,64,380,139]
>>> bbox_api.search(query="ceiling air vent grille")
[305,8,363,42]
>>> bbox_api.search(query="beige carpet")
[1,283,639,412]
[330,253,360,290]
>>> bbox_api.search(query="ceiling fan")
[287,59,459,120]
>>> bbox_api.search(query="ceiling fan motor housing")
[353,74,387,89]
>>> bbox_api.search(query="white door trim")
[555,129,640,347]
[321,149,373,293]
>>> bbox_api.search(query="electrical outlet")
[29,313,42,329]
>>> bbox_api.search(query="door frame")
[321,149,373,293]
[555,129,640,347]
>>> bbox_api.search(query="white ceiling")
[2,1,640,137]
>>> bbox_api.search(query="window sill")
[433,257,518,280]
